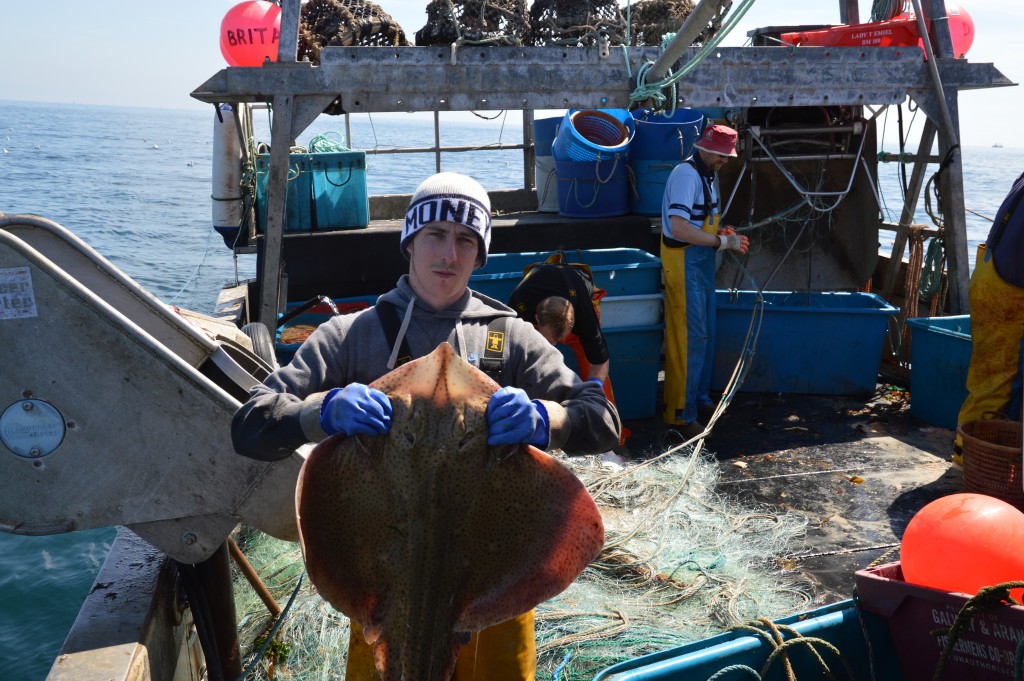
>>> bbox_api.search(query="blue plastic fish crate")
[711,291,898,395]
[592,599,901,680]
[905,315,971,430]
[469,248,662,303]
[256,151,369,232]
[557,324,663,420]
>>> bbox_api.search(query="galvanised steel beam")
[192,46,1013,114]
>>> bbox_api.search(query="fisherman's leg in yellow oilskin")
[662,242,716,427]
[957,252,1024,435]
[345,610,537,680]
[453,609,536,681]
[661,242,690,425]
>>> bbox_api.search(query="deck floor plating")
[617,383,964,602]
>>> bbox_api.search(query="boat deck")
[619,379,963,602]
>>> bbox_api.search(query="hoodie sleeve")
[231,309,388,461]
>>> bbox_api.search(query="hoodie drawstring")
[386,294,417,370]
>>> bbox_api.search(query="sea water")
[0,99,1019,679]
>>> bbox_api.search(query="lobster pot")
[533,116,562,212]
[552,109,634,162]
[629,108,705,216]
[554,156,629,218]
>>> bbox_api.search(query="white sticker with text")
[0,267,38,320]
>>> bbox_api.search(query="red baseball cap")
[693,124,738,157]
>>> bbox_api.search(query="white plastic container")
[600,293,664,328]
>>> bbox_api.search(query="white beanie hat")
[402,172,492,266]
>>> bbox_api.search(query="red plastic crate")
[856,562,1024,680]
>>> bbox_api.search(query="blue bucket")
[628,108,705,216]
[555,156,629,218]
[552,109,635,162]
[533,115,562,157]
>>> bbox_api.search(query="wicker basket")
[959,418,1024,510]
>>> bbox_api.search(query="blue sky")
[2,0,1019,147]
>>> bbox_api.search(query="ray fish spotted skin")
[296,342,604,681]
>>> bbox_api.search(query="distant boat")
[993,142,1004,148]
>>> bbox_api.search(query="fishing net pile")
[233,447,814,680]
[414,0,530,46]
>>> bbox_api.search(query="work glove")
[319,383,392,437]
[486,386,550,448]
[717,234,745,252]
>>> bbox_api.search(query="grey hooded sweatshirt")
[232,275,621,461]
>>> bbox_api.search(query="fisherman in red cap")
[660,123,750,439]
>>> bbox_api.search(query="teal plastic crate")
[593,599,900,680]
[905,315,971,430]
[557,324,664,420]
[469,248,662,303]
[711,291,898,395]
[309,151,369,230]
[256,151,369,232]
[255,153,313,232]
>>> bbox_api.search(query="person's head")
[401,172,492,309]
[535,296,574,345]
[693,123,738,173]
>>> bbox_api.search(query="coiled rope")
[629,0,758,110]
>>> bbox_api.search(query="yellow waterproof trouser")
[661,241,690,425]
[957,250,1024,435]
[345,610,537,680]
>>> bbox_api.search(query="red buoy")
[220,1,282,67]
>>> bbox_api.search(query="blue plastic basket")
[552,109,634,162]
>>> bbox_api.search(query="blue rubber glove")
[486,386,550,448]
[319,384,392,437]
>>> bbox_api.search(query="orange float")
[901,493,1024,600]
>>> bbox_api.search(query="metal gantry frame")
[190,0,1014,326]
